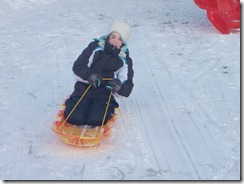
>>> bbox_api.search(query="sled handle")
[102,78,113,81]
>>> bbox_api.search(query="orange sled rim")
[51,82,117,147]
[51,108,117,147]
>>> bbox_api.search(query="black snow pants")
[63,96,118,126]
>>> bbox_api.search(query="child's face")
[108,32,123,49]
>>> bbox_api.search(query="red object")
[194,0,240,34]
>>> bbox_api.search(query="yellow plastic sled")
[52,84,117,147]
[51,101,117,147]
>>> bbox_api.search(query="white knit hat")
[108,20,132,44]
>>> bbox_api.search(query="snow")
[0,0,240,181]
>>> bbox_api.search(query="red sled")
[194,0,240,34]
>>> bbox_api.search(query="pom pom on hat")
[108,20,132,44]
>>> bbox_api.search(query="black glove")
[106,79,121,93]
[104,40,120,57]
[88,73,102,89]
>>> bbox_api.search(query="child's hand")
[104,41,120,57]
[88,73,102,89]
[105,79,121,93]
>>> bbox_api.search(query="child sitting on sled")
[64,20,134,127]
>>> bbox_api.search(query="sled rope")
[61,78,113,129]
[60,84,92,129]
[101,91,113,127]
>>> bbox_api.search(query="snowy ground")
[0,0,240,180]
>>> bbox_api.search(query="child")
[64,20,134,127]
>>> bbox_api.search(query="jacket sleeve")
[116,55,134,98]
[72,41,97,80]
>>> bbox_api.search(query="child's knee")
[64,109,85,125]
[86,110,114,126]
[64,98,86,125]
[86,116,102,126]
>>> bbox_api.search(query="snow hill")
[0,0,240,180]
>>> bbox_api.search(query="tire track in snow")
[117,98,166,179]
[153,78,202,179]
[174,67,239,178]
[175,72,224,149]
[132,95,166,178]
[152,60,221,178]
[148,41,235,178]
[132,48,198,179]
[138,42,211,179]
